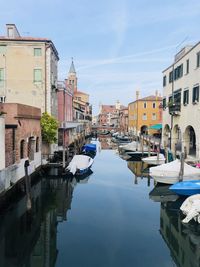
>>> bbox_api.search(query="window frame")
[34,48,42,56]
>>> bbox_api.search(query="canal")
[0,139,200,267]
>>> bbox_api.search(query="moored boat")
[127,151,157,161]
[142,153,165,165]
[170,180,200,196]
[150,159,200,184]
[66,155,94,176]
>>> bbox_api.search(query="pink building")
[57,81,74,147]
[98,105,116,126]
[119,107,128,133]
[57,81,73,123]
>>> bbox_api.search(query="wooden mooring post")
[24,160,32,210]
[179,152,185,181]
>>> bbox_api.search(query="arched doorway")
[141,125,148,135]
[163,124,170,147]
[172,124,181,157]
[184,126,196,157]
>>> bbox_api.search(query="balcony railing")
[168,102,181,115]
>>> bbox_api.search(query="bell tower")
[66,58,77,92]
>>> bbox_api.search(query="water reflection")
[149,183,200,267]
[0,176,74,267]
[127,161,151,186]
[160,199,200,267]
[149,184,179,203]
[98,137,117,150]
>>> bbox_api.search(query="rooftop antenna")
[175,36,189,53]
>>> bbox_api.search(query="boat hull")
[170,180,200,195]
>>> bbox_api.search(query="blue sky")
[1,0,200,114]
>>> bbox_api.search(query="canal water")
[0,139,200,267]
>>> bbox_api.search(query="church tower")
[66,58,78,92]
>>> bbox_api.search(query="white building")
[162,42,200,160]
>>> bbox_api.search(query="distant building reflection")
[0,175,75,267]
[127,161,151,186]
[98,137,117,150]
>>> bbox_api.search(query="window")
[34,48,42,56]
[192,85,199,103]
[169,71,173,83]
[174,64,183,80]
[186,59,189,74]
[34,69,42,83]
[152,113,156,120]
[183,89,189,105]
[144,102,147,108]
[163,75,166,87]
[36,137,39,152]
[197,52,200,68]
[152,102,156,108]
[142,113,147,120]
[0,68,4,87]
[163,98,166,109]
[0,96,6,103]
[173,89,181,104]
[0,45,6,54]
[20,140,25,159]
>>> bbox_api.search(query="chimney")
[6,24,20,38]
[155,90,158,97]
[136,90,140,100]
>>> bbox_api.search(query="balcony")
[168,102,181,116]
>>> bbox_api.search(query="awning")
[149,124,162,130]
[59,122,82,129]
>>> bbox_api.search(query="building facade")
[162,42,200,160]
[119,107,128,134]
[0,24,59,117]
[98,101,122,127]
[128,91,162,136]
[0,103,41,193]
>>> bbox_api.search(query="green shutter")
[0,68,4,87]
[34,69,42,82]
[34,48,42,56]
[0,45,6,54]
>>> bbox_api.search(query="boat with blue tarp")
[170,180,200,196]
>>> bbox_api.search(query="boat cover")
[82,144,96,152]
[180,194,200,223]
[150,159,200,184]
[142,154,165,165]
[66,155,93,175]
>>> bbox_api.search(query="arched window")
[36,137,39,152]
[28,137,35,161]
[20,140,25,159]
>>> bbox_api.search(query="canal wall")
[0,151,41,194]
[0,116,5,170]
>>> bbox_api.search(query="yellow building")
[0,24,59,117]
[128,91,162,136]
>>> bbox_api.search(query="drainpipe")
[45,43,51,113]
[170,64,174,150]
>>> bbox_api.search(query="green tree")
[41,112,59,143]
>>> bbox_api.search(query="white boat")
[66,155,94,176]
[142,153,165,165]
[119,141,137,152]
[119,141,148,153]
[180,194,200,223]
[150,159,200,184]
